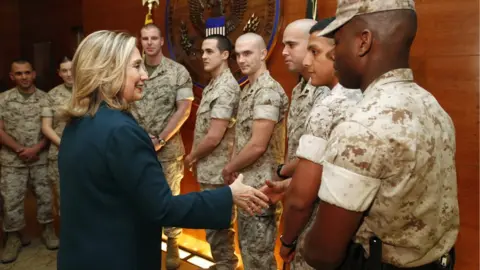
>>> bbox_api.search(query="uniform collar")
[363,68,414,96]
[146,56,167,79]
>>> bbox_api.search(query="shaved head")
[285,19,317,37]
[236,33,266,50]
[282,19,317,73]
[235,33,267,76]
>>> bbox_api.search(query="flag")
[306,0,318,20]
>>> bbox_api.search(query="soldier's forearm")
[33,137,50,152]
[281,158,299,178]
[191,137,219,161]
[42,117,61,146]
[226,142,266,173]
[0,130,24,152]
[158,106,191,141]
[282,200,314,244]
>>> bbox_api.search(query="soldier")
[275,19,363,270]
[274,19,330,182]
[185,34,240,270]
[132,23,193,269]
[222,33,288,270]
[0,59,58,263]
[300,1,459,269]
[41,56,73,215]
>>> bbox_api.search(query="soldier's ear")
[221,50,229,60]
[357,29,372,57]
[260,49,267,61]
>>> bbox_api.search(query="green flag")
[306,0,318,20]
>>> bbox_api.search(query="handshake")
[228,174,291,216]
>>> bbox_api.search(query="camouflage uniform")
[235,71,288,270]
[286,79,330,161]
[193,68,240,270]
[317,69,459,267]
[131,56,193,238]
[0,87,53,232]
[292,84,362,270]
[41,83,72,212]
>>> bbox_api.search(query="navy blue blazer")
[57,103,233,270]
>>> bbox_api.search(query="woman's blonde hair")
[60,30,137,121]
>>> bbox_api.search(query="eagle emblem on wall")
[166,0,283,98]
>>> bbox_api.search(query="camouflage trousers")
[48,159,60,214]
[0,165,54,232]
[161,158,184,238]
[237,203,282,270]
[200,184,238,270]
[291,201,319,270]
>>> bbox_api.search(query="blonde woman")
[41,56,73,215]
[57,30,269,270]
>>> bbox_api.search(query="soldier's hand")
[148,134,160,151]
[222,166,237,185]
[259,179,291,204]
[18,147,39,161]
[229,174,269,216]
[184,154,196,168]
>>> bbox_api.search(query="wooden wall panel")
[0,0,21,91]
[18,0,83,90]
[78,1,479,269]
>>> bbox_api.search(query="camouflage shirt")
[131,56,193,161]
[0,87,48,167]
[318,69,459,267]
[193,69,240,185]
[235,71,289,189]
[41,84,72,160]
[287,78,330,161]
[296,83,362,163]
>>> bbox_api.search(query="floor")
[0,191,285,270]
[0,239,201,270]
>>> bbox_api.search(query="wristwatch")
[157,137,166,147]
[280,234,297,249]
[276,164,289,180]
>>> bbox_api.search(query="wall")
[18,0,83,90]
[80,1,478,269]
[0,0,21,91]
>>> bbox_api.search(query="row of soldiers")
[0,0,459,269]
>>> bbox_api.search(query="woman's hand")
[229,174,270,215]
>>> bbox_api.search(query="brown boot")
[1,232,22,263]
[41,223,59,250]
[166,237,180,269]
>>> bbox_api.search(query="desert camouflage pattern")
[41,83,72,160]
[292,84,362,270]
[161,158,184,238]
[0,88,48,167]
[131,56,193,161]
[235,71,289,190]
[200,183,238,270]
[286,79,330,161]
[237,204,282,270]
[235,71,287,270]
[193,69,240,185]
[319,69,459,267]
[49,159,60,212]
[0,165,53,231]
[320,0,416,36]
